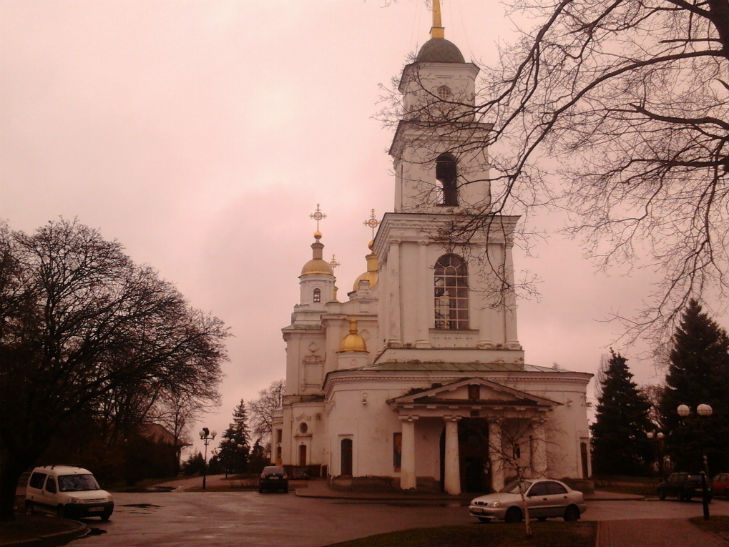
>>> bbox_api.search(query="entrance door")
[341,438,353,476]
[299,444,307,466]
[459,418,490,493]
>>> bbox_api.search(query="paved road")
[67,489,729,547]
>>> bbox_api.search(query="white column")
[533,418,547,476]
[388,240,402,347]
[444,416,461,495]
[415,241,430,347]
[488,419,504,492]
[503,237,520,349]
[400,416,418,490]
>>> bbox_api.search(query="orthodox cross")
[329,254,340,269]
[310,203,326,231]
[363,209,380,239]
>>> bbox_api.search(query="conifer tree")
[218,399,251,475]
[659,300,729,473]
[591,350,652,475]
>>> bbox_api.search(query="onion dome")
[338,319,367,353]
[300,231,334,276]
[353,240,379,291]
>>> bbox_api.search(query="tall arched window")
[436,153,458,206]
[313,288,321,303]
[434,254,469,330]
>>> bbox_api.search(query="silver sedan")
[468,478,586,523]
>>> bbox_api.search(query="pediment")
[388,378,558,408]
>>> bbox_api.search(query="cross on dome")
[363,209,380,240]
[310,203,327,233]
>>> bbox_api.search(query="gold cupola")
[300,231,334,276]
[353,240,379,291]
[338,319,367,353]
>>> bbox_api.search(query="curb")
[0,520,88,547]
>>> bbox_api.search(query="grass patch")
[327,521,597,547]
[689,515,729,540]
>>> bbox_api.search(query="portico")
[388,378,557,494]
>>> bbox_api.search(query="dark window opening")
[468,384,480,401]
[393,433,402,471]
[436,153,458,206]
[313,288,321,303]
[341,438,353,476]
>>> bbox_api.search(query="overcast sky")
[2,1,725,455]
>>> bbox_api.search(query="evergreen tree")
[217,399,251,476]
[591,350,653,475]
[659,300,729,473]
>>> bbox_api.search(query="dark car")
[712,473,729,497]
[657,472,712,502]
[258,465,288,493]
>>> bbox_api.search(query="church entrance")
[439,418,491,493]
[460,418,490,492]
[341,438,353,476]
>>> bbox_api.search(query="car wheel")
[504,507,522,523]
[101,512,111,522]
[564,505,580,522]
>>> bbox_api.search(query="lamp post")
[677,403,712,520]
[199,427,217,490]
[646,431,665,475]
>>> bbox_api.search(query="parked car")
[711,473,729,497]
[468,478,586,523]
[258,465,288,493]
[657,472,712,502]
[25,465,114,520]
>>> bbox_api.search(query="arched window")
[436,153,458,206]
[313,288,321,303]
[434,254,469,330]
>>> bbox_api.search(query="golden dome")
[352,242,379,290]
[301,231,334,276]
[338,319,367,353]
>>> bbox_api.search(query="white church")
[272,3,592,495]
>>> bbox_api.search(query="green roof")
[363,362,525,372]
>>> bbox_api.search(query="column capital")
[444,415,462,423]
[399,415,420,423]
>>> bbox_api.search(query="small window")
[45,477,57,493]
[313,288,321,303]
[29,473,46,490]
[276,429,283,443]
[299,422,308,434]
[468,385,480,401]
[512,443,521,460]
[437,85,452,99]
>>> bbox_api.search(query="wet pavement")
[64,480,728,547]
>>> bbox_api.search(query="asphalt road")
[67,490,729,547]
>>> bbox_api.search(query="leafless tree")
[247,380,285,446]
[0,219,227,518]
[384,0,728,343]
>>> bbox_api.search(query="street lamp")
[199,427,217,490]
[646,431,665,475]
[677,404,713,520]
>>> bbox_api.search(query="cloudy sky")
[2,1,724,454]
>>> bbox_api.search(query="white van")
[25,465,114,520]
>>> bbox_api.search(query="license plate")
[270,477,279,480]
[88,506,104,512]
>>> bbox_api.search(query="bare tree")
[0,219,227,518]
[384,0,728,342]
[247,380,285,446]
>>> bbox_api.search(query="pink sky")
[2,1,724,454]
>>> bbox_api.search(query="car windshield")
[58,474,100,492]
[501,480,532,494]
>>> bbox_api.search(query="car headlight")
[70,498,82,504]
[489,501,502,508]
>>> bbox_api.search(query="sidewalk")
[596,518,728,547]
[294,479,643,502]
